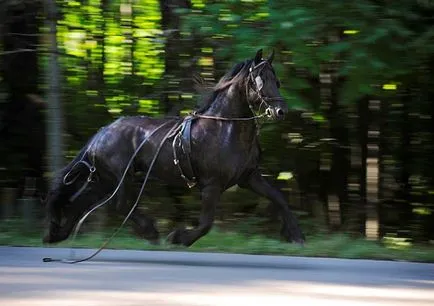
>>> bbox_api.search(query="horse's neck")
[204,85,252,119]
[202,85,258,145]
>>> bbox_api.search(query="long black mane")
[194,59,254,114]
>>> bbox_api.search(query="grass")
[1,218,433,263]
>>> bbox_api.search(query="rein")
[191,112,266,121]
[43,119,182,264]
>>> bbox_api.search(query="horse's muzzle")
[266,107,286,120]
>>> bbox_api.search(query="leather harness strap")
[172,116,197,188]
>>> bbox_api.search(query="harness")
[170,59,280,189]
[172,115,197,188]
[64,59,279,195]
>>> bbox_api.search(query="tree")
[0,0,45,188]
[43,0,64,187]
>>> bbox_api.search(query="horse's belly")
[134,134,260,189]
[193,148,258,189]
[135,147,191,188]
[220,156,254,186]
[148,163,190,187]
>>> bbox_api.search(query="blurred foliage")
[0,0,433,246]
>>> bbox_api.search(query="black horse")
[43,49,305,247]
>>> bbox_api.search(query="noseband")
[247,60,283,120]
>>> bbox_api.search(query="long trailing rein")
[44,110,262,264]
[43,119,182,264]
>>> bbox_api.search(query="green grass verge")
[1,219,433,263]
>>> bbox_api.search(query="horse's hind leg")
[129,210,160,244]
[167,185,220,247]
[115,181,160,244]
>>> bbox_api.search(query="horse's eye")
[255,76,264,90]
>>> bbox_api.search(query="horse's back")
[106,115,171,131]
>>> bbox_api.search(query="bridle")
[191,59,283,134]
[247,59,283,132]
[248,60,274,117]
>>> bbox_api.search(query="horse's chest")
[193,133,259,183]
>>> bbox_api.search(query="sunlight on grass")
[382,234,412,250]
[1,219,433,263]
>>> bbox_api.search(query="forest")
[0,0,433,254]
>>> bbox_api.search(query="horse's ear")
[267,49,275,64]
[254,49,263,64]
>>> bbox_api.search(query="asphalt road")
[1,246,433,306]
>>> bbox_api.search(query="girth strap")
[172,116,197,188]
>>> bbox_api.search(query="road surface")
[1,246,433,306]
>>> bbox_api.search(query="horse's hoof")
[166,229,182,245]
[148,238,160,246]
[281,225,305,247]
[293,238,305,247]
[166,231,175,243]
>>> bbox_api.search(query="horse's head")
[247,49,287,120]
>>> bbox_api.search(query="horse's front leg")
[240,170,305,244]
[167,185,220,247]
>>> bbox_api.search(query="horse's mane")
[194,59,254,114]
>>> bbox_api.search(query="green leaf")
[277,172,294,180]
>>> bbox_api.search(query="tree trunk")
[159,0,192,115]
[358,98,368,235]
[97,0,108,110]
[43,0,64,187]
[396,89,412,238]
[0,1,45,187]
[365,98,381,240]
[346,102,363,233]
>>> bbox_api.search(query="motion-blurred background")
[0,0,433,257]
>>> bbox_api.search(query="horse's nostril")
[277,108,284,116]
[266,108,272,117]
